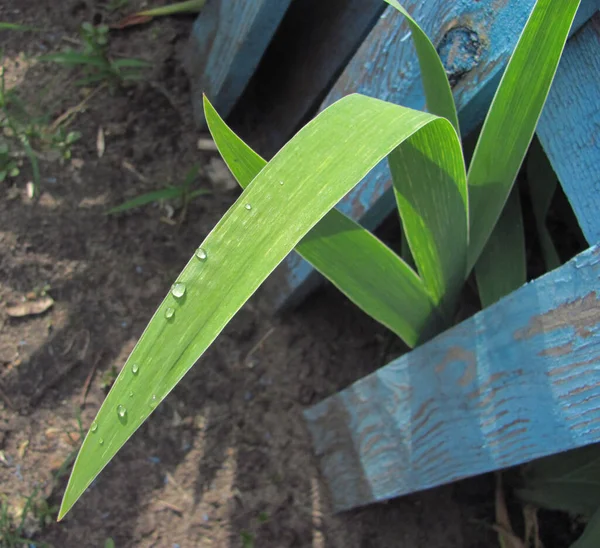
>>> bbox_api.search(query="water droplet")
[90,421,98,433]
[150,394,157,408]
[171,282,186,299]
[132,363,139,375]
[129,391,134,398]
[279,181,284,185]
[195,247,207,261]
[117,404,127,418]
[99,438,104,445]
[244,203,252,210]
[165,307,175,320]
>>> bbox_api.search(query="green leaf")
[138,0,206,17]
[467,0,581,271]
[388,119,467,320]
[204,97,441,345]
[383,0,460,134]
[0,22,40,31]
[106,187,184,214]
[59,94,462,519]
[527,137,560,271]
[475,185,526,308]
[386,0,467,318]
[39,51,107,68]
[573,507,600,548]
[517,443,600,517]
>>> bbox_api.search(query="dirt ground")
[0,2,556,547]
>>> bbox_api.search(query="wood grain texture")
[537,14,600,246]
[273,0,599,310]
[304,244,600,512]
[184,0,292,124]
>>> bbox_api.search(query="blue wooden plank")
[185,0,292,124]
[272,0,599,310]
[304,244,600,512]
[231,0,384,157]
[537,14,600,245]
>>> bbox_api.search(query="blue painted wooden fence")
[185,0,292,125]
[304,243,600,512]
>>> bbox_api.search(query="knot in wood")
[437,26,482,87]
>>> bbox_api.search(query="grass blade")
[475,185,526,308]
[204,97,440,345]
[138,0,206,16]
[0,22,40,31]
[106,187,184,214]
[527,138,560,270]
[39,51,107,68]
[467,0,580,271]
[384,0,459,133]
[59,94,462,519]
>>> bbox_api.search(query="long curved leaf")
[203,98,441,346]
[383,0,459,134]
[59,93,463,518]
[388,120,467,320]
[467,0,580,270]
[385,1,466,318]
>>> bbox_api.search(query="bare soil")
[1,1,504,547]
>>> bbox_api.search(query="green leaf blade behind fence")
[59,94,463,519]
[467,0,581,271]
[527,138,560,271]
[204,97,439,346]
[475,185,526,308]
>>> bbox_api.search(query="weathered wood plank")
[537,14,600,245]
[228,0,384,157]
[185,0,292,124]
[304,244,600,512]
[273,0,599,310]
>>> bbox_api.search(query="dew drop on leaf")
[165,307,175,320]
[132,363,139,375]
[90,421,98,433]
[195,247,207,261]
[117,405,127,418]
[171,282,186,299]
[245,203,252,210]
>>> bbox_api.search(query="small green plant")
[0,143,20,182]
[58,3,583,542]
[0,487,53,548]
[106,164,210,218]
[40,23,150,89]
[0,63,81,192]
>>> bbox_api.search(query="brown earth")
[1,1,505,547]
